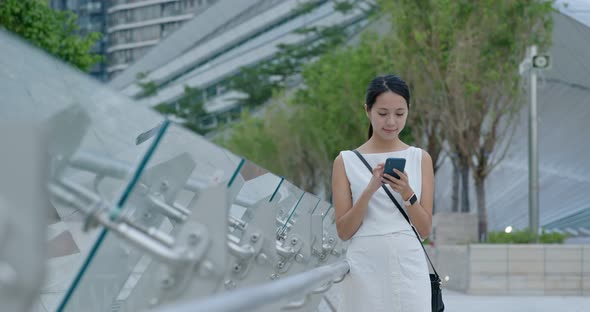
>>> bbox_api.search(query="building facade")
[50,0,217,81]
[110,0,371,129]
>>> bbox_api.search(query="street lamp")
[519,45,551,243]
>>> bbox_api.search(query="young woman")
[332,75,434,312]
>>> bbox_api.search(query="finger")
[383,174,400,183]
[381,178,395,187]
[374,170,384,178]
[393,169,408,182]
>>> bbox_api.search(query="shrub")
[485,229,568,244]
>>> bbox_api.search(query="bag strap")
[352,149,440,279]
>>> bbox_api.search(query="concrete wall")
[432,212,478,245]
[427,244,590,296]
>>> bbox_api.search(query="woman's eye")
[396,114,404,117]
[379,113,387,116]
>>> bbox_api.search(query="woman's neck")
[365,136,407,153]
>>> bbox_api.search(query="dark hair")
[365,75,410,139]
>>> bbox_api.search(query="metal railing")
[154,261,349,312]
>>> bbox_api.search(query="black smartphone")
[384,158,406,180]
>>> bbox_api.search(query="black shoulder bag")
[353,150,444,312]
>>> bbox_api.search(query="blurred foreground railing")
[155,260,349,312]
[1,27,347,312]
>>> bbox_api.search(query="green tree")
[380,0,554,240]
[220,32,413,196]
[154,86,208,134]
[228,65,276,108]
[0,0,102,71]
[136,72,159,98]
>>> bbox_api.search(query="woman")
[332,75,434,312]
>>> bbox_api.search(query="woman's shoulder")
[407,146,433,165]
[410,146,430,156]
[408,145,426,154]
[334,150,353,162]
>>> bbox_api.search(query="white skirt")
[338,231,431,312]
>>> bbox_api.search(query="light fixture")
[532,54,551,69]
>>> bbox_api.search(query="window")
[125,9,133,23]
[162,2,183,17]
[161,22,179,37]
[110,51,126,64]
[184,0,195,10]
[133,25,160,42]
[125,49,132,62]
[133,5,160,21]
[124,30,132,41]
[78,15,89,26]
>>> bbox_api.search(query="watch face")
[409,194,417,205]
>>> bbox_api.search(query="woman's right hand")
[366,163,384,194]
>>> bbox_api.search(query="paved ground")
[444,289,590,312]
[320,285,590,312]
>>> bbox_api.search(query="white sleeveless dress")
[338,147,431,312]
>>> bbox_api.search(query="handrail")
[153,261,350,312]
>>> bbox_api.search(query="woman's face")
[366,91,408,140]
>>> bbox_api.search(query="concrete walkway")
[320,286,590,312]
[444,289,590,312]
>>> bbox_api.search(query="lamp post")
[519,45,551,243]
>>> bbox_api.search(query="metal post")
[529,45,540,242]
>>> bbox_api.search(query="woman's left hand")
[382,169,414,201]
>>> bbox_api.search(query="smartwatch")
[404,193,418,207]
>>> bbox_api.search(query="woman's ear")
[365,104,370,118]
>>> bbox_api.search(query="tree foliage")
[380,0,554,239]
[0,0,103,71]
[219,33,413,196]
[154,85,207,134]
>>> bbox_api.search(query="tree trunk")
[451,156,460,213]
[460,163,470,213]
[475,177,487,242]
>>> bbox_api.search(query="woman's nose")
[386,115,396,125]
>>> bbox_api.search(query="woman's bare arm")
[332,154,383,241]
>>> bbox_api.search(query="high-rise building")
[106,0,217,79]
[50,0,217,81]
[110,0,371,130]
